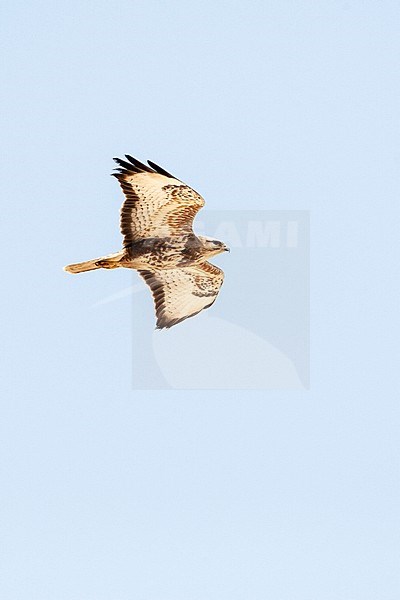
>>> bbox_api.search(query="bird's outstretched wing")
[112,155,205,246]
[139,262,224,329]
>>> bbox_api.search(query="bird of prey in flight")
[64,155,229,329]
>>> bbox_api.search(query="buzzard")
[64,155,229,329]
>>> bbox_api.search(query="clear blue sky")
[1,1,399,598]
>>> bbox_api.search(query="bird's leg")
[95,260,119,269]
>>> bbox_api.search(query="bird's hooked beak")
[224,246,230,253]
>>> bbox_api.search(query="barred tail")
[64,258,101,273]
[63,251,124,274]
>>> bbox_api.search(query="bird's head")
[198,236,230,257]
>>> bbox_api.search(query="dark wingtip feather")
[113,157,139,173]
[125,154,154,173]
[112,155,179,179]
[147,160,177,179]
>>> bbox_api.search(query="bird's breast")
[126,236,199,270]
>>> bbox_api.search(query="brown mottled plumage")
[64,155,229,328]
